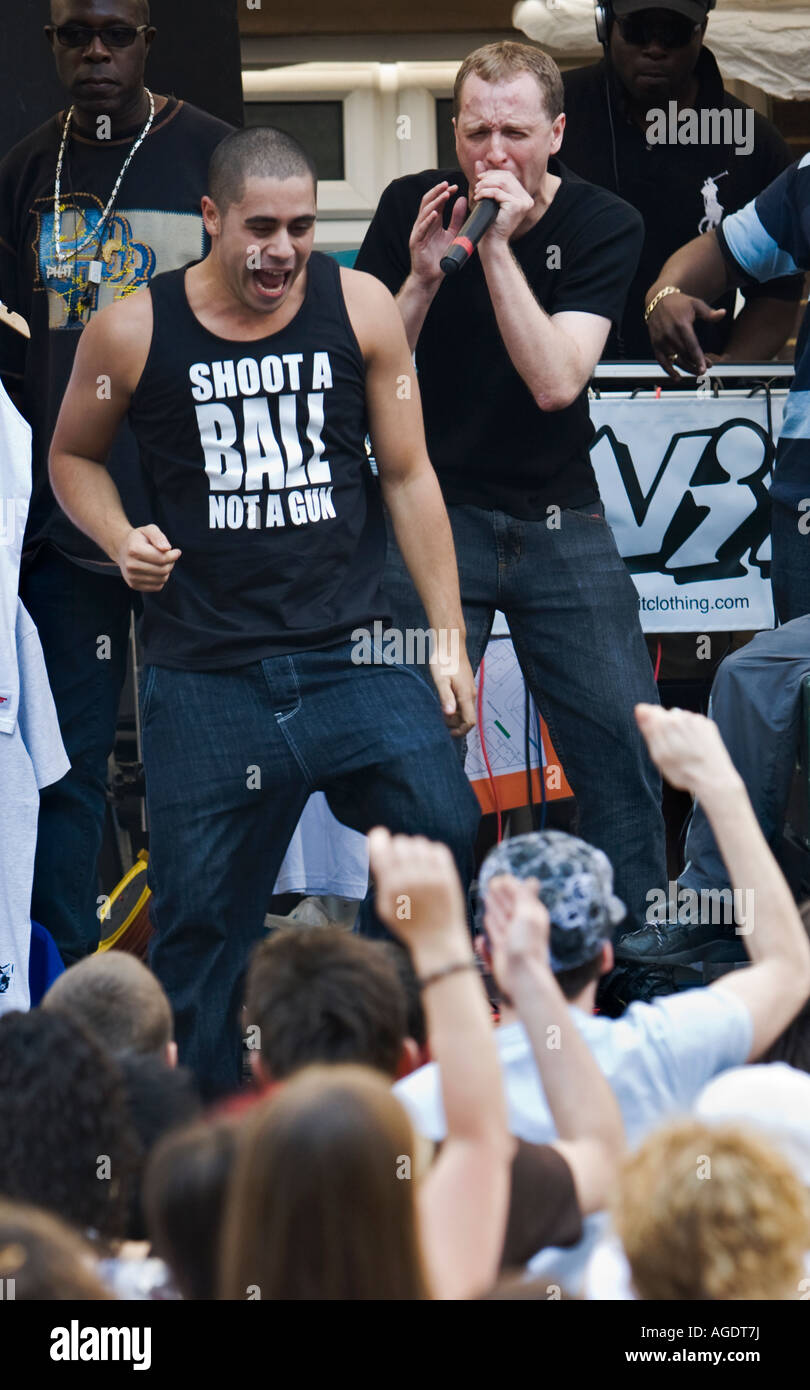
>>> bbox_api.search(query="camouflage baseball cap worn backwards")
[478,830,627,972]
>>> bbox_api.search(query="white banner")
[590,392,785,632]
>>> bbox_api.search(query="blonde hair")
[614,1119,810,1301]
[453,41,564,121]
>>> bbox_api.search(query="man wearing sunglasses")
[560,0,801,364]
[0,1,233,969]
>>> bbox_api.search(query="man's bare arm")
[49,292,181,590]
[636,704,810,1059]
[369,829,515,1301]
[645,230,741,377]
[471,163,609,410]
[344,267,476,735]
[485,876,625,1215]
[479,235,609,410]
[714,294,798,365]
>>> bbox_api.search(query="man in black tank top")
[50,127,480,1099]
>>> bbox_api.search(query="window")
[244,101,345,180]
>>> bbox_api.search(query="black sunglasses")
[616,14,701,49]
[51,23,150,49]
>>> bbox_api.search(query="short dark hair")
[144,1117,240,1300]
[0,1011,140,1242]
[42,951,173,1058]
[116,1053,201,1240]
[381,942,427,1048]
[554,951,605,1001]
[244,928,407,1080]
[208,126,318,214]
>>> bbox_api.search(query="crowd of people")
[2,0,810,1302]
[3,701,810,1300]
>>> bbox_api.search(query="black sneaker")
[614,920,747,966]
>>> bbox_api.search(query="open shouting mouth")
[252,267,293,300]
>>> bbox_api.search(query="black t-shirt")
[0,97,233,570]
[355,160,643,518]
[561,48,802,360]
[501,1140,583,1270]
[128,255,387,670]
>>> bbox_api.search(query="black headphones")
[594,1,715,50]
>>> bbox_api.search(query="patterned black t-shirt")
[0,97,233,568]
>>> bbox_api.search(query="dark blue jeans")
[139,641,480,1099]
[19,543,139,964]
[383,503,667,926]
[681,616,810,897]
[771,500,810,624]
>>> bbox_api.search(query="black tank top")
[129,252,386,669]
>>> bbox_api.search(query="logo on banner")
[590,417,773,584]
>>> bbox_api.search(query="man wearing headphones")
[561,1,801,362]
[561,0,802,825]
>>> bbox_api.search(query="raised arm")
[344,267,475,736]
[394,181,470,351]
[484,875,624,1215]
[49,291,181,591]
[635,704,810,1058]
[368,827,515,1300]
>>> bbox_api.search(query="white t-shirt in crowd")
[394,986,753,1292]
[395,987,753,1147]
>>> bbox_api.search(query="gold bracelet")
[644,285,682,324]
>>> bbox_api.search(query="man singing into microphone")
[356,41,667,926]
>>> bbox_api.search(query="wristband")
[417,958,478,992]
[644,285,682,324]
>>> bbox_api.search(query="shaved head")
[43,951,173,1058]
[209,127,318,215]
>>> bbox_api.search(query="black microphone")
[440,198,499,275]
